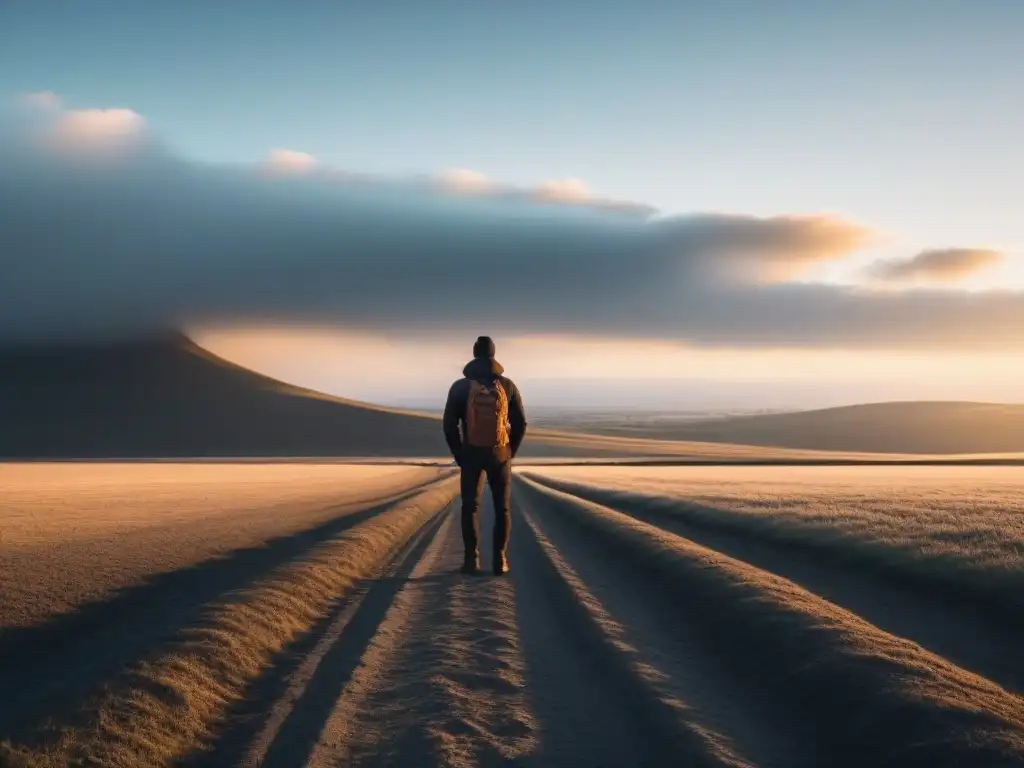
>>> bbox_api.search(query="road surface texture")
[196,477,1024,767]
[2,465,1022,767]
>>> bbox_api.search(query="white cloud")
[263,148,319,175]
[534,178,590,202]
[37,107,149,161]
[438,168,495,194]
[54,108,145,139]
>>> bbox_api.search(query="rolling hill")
[586,401,1024,455]
[0,333,455,459]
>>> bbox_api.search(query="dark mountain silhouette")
[0,333,454,459]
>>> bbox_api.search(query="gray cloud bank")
[1,96,1020,350]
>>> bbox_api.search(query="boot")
[493,550,509,576]
[461,550,481,575]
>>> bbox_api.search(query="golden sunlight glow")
[191,325,1024,406]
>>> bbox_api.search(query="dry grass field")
[0,464,456,766]
[522,466,1024,618]
[2,463,1023,767]
[0,463,443,629]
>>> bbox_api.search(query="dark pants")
[459,449,512,560]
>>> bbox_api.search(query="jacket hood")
[463,356,504,380]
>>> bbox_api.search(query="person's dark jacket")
[443,356,527,463]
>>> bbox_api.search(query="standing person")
[442,336,527,575]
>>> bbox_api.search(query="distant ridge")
[590,400,1024,455]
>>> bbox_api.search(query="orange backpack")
[465,379,510,448]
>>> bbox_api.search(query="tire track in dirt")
[516,475,1024,767]
[511,497,765,768]
[172,472,1024,767]
[250,489,741,767]
[0,479,442,750]
[526,474,1024,697]
[2,477,460,768]
[189,499,455,767]
[297,499,537,768]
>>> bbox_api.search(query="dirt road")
[190,475,1024,768]
[4,466,1023,767]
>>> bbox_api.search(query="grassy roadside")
[517,475,1024,765]
[0,477,458,768]
[522,471,1024,624]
